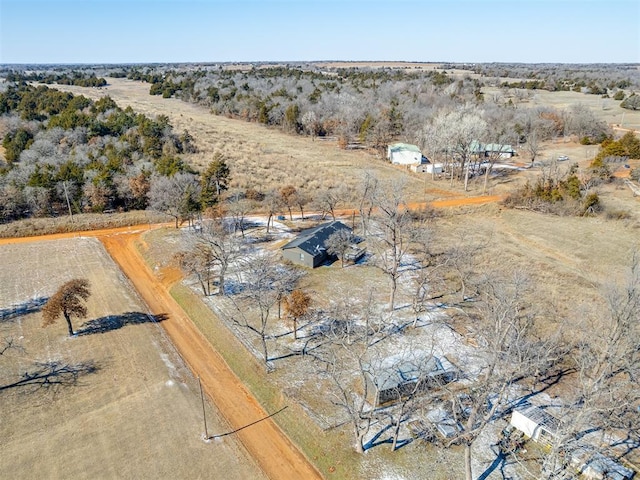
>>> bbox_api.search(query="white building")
[387,143,424,165]
[510,405,559,445]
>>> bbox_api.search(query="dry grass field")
[53,78,428,201]
[0,237,265,480]
[484,85,640,133]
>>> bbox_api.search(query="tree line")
[120,64,619,172]
[5,70,107,87]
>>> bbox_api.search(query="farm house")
[364,351,457,407]
[387,143,424,165]
[281,220,351,268]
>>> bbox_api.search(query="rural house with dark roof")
[281,221,351,268]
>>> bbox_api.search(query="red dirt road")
[101,232,323,480]
[1,226,322,480]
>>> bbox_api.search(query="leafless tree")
[539,251,640,478]
[407,223,446,324]
[292,189,310,220]
[356,171,380,236]
[197,219,242,295]
[480,126,516,195]
[262,190,283,233]
[376,346,445,451]
[42,279,91,337]
[226,194,253,237]
[370,179,412,310]
[440,269,559,480]
[314,184,349,221]
[325,229,356,268]
[174,245,216,296]
[317,297,389,453]
[148,172,201,228]
[231,252,301,369]
[427,106,488,191]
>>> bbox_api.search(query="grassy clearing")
[0,210,169,239]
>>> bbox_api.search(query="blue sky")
[1,0,638,64]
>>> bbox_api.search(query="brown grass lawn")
[0,238,265,480]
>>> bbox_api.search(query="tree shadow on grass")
[0,360,100,393]
[77,312,168,336]
[1,296,48,322]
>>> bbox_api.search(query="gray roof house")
[281,221,351,268]
[364,350,458,407]
[469,140,516,158]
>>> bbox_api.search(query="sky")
[1,0,638,64]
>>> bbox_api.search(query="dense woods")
[124,63,623,149]
[0,83,198,222]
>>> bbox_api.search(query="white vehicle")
[557,155,569,161]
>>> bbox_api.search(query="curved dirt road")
[1,226,322,480]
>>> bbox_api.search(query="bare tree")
[370,179,412,310]
[356,171,379,236]
[325,229,356,268]
[407,223,446,324]
[292,189,310,220]
[226,194,253,238]
[427,106,488,191]
[317,297,389,453]
[232,252,301,369]
[174,245,215,296]
[540,252,640,478]
[441,269,558,480]
[262,190,283,234]
[314,185,348,221]
[42,279,91,337]
[197,219,242,295]
[148,173,201,228]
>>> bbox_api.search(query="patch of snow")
[159,352,176,376]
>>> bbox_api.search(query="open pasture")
[0,237,264,480]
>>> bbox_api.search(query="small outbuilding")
[510,405,560,446]
[281,220,351,268]
[571,448,635,480]
[364,350,457,407]
[387,143,424,165]
[469,141,516,159]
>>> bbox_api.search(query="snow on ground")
[178,216,543,479]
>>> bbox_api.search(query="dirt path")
[2,226,322,480]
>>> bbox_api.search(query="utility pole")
[198,376,209,440]
[63,181,73,222]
